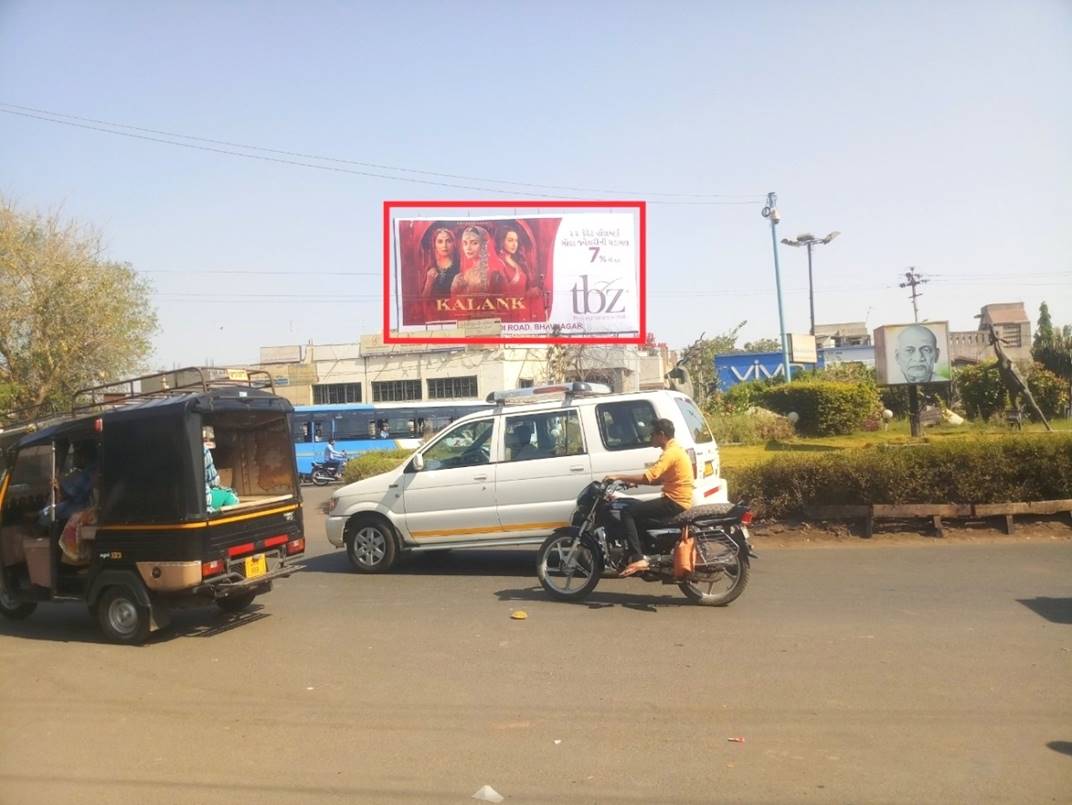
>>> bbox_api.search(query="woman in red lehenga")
[450,224,505,319]
[500,220,547,322]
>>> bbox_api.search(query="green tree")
[678,321,748,405]
[1030,302,1072,414]
[0,201,158,417]
[1033,301,1054,352]
[740,337,782,353]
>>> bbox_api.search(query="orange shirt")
[642,438,695,509]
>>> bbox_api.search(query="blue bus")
[292,400,494,474]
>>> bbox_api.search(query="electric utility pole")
[899,268,928,323]
[762,193,792,381]
[898,267,929,438]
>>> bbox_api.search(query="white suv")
[324,383,727,572]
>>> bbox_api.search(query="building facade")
[255,326,675,406]
[948,302,1032,366]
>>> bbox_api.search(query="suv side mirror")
[410,453,425,472]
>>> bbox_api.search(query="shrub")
[1027,364,1070,419]
[759,380,881,436]
[341,449,415,484]
[956,361,1005,420]
[710,378,783,415]
[726,433,1072,519]
[956,361,1069,421]
[706,410,795,444]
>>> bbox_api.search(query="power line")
[0,103,765,205]
[0,101,762,200]
[898,268,928,322]
[142,269,379,276]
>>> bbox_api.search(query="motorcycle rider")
[605,418,695,576]
[322,438,348,476]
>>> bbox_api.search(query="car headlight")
[323,496,339,515]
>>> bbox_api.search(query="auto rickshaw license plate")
[245,554,267,578]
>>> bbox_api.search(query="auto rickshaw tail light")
[286,538,305,555]
[202,559,225,577]
[227,543,255,558]
[263,535,288,548]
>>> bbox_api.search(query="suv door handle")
[570,466,585,472]
[473,474,488,481]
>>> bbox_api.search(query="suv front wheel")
[346,516,399,573]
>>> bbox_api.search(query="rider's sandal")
[619,557,651,577]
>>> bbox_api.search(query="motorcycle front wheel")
[537,532,602,602]
[679,555,750,606]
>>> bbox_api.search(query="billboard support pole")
[908,384,921,437]
[762,192,792,382]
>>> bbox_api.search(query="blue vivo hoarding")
[714,346,876,390]
[715,352,814,390]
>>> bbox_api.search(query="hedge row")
[341,449,415,484]
[725,433,1072,519]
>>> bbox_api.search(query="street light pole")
[762,192,792,382]
[781,230,840,338]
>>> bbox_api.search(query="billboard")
[873,322,951,385]
[384,201,644,345]
[714,352,816,390]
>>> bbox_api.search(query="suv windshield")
[674,397,714,443]
[422,419,494,470]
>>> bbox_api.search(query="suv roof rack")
[0,367,277,437]
[486,381,612,405]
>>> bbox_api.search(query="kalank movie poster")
[394,213,639,338]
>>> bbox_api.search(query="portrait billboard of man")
[873,322,951,385]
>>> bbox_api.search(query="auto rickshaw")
[0,368,305,644]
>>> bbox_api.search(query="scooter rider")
[605,418,695,576]
[322,438,347,475]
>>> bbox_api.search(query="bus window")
[335,412,371,440]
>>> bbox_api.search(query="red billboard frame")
[382,200,646,345]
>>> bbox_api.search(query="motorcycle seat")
[669,503,740,525]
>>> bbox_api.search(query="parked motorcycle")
[536,480,756,606]
[308,460,345,486]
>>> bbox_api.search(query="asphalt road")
[1,485,1070,805]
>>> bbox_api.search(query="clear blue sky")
[2,1,1069,368]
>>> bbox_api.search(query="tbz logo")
[571,275,626,315]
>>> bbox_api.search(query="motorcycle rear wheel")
[537,532,601,602]
[679,557,750,606]
[311,470,332,486]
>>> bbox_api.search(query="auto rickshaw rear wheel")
[0,582,36,620]
[96,586,151,645]
[217,591,257,613]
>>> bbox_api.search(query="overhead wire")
[0,103,765,205]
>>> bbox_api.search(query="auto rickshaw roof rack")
[0,402,72,444]
[0,368,277,441]
[69,366,277,415]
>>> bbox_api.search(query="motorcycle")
[536,480,756,606]
[307,459,345,486]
